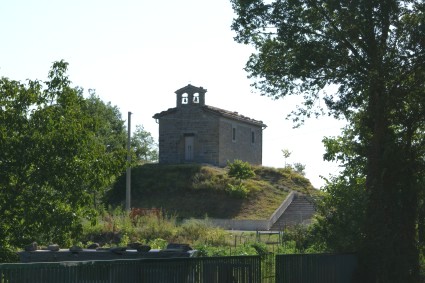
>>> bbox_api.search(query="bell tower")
[175,84,207,107]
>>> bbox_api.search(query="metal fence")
[0,255,261,283]
[260,253,276,283]
[275,253,358,283]
[0,253,359,283]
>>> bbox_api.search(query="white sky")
[0,0,345,188]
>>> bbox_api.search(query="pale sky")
[0,0,345,188]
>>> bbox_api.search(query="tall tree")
[0,61,126,257]
[84,91,127,158]
[231,0,425,281]
[311,124,368,253]
[131,124,158,164]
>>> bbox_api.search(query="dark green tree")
[0,61,126,259]
[81,92,129,208]
[131,124,158,164]
[311,124,368,253]
[83,93,158,166]
[84,91,127,157]
[231,0,425,281]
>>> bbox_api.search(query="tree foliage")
[131,125,158,164]
[311,125,368,253]
[0,61,127,258]
[226,159,255,197]
[291,162,306,176]
[84,91,127,158]
[231,0,425,281]
[227,159,256,184]
[281,148,291,167]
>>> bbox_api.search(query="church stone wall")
[155,84,264,167]
[157,105,221,165]
[218,118,263,166]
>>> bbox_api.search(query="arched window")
[193,93,199,103]
[182,93,188,104]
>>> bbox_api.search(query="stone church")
[153,84,267,167]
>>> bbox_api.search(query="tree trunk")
[357,88,419,282]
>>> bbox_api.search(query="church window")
[182,93,188,104]
[193,93,199,103]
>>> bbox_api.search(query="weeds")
[79,206,322,258]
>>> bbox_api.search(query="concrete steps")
[271,193,316,230]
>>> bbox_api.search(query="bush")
[148,238,168,249]
[0,246,19,263]
[80,208,231,248]
[177,219,227,246]
[226,183,250,198]
[227,160,255,182]
[282,224,319,253]
[179,219,209,241]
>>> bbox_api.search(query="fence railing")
[0,255,261,283]
[275,253,358,283]
[1,253,359,283]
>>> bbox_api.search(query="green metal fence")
[275,253,358,283]
[0,253,359,283]
[0,255,261,283]
[259,253,275,283]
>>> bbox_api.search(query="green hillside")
[105,164,316,220]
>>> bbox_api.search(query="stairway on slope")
[271,193,316,231]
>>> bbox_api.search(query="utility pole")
[126,111,132,211]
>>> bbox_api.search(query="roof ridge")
[203,105,266,127]
[153,104,267,128]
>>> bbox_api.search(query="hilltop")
[104,164,317,220]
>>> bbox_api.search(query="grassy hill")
[105,163,317,220]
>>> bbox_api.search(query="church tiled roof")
[202,105,266,128]
[153,105,266,128]
[152,108,177,118]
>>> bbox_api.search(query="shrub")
[226,183,250,198]
[179,219,209,241]
[178,219,227,246]
[148,238,168,249]
[227,160,255,183]
[0,246,19,263]
[137,215,177,242]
